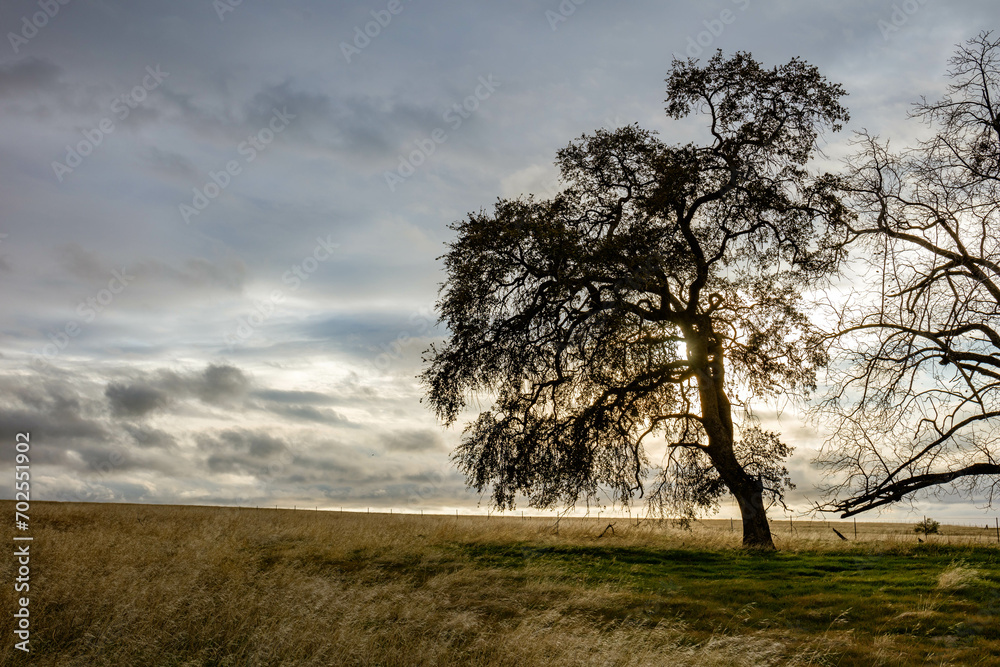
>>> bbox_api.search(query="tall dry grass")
[0,502,995,666]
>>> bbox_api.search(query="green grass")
[459,541,1000,662]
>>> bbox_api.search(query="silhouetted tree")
[422,52,850,548]
[816,32,1000,517]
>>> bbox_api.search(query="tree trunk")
[709,442,777,549]
[733,479,775,549]
[691,325,777,549]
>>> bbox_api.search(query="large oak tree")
[422,52,849,548]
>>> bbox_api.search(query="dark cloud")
[123,424,178,449]
[0,56,120,118]
[196,364,250,405]
[264,403,355,426]
[105,382,170,418]
[0,406,108,454]
[101,364,249,415]
[198,428,289,475]
[0,359,453,509]
[231,80,466,163]
[380,429,446,453]
[0,57,64,96]
[0,376,112,467]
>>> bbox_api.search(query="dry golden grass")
[1,502,998,666]
[937,559,983,592]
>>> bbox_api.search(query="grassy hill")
[2,501,999,665]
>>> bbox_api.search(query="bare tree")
[816,32,1000,517]
[422,52,849,548]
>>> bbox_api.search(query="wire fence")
[227,503,1000,545]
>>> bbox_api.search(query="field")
[2,502,1000,666]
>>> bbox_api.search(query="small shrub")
[914,518,940,537]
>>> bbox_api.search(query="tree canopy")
[422,51,850,548]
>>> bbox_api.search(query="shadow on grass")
[459,541,1000,644]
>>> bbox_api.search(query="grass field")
[2,502,999,666]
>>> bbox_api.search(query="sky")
[1,0,997,523]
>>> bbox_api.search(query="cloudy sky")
[1,0,997,522]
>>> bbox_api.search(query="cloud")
[199,428,289,475]
[0,357,455,509]
[0,375,112,467]
[57,243,109,282]
[140,146,199,180]
[0,57,64,96]
[105,382,170,418]
[130,257,248,296]
[380,429,446,453]
[251,389,337,404]
[195,364,250,404]
[263,403,355,426]
[123,424,178,449]
[94,364,372,431]
[101,364,250,416]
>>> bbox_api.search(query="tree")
[816,32,1000,517]
[421,51,850,549]
[914,517,940,537]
